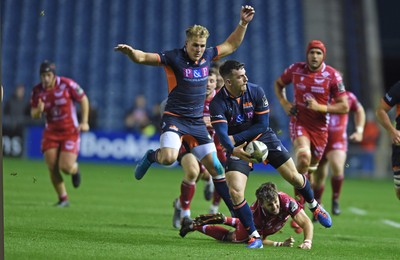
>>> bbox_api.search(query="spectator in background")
[30,60,90,207]
[375,80,400,200]
[360,109,380,152]
[124,95,150,133]
[211,61,224,91]
[3,84,30,136]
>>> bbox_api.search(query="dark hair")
[40,60,56,75]
[219,60,244,79]
[255,182,278,203]
[209,67,218,77]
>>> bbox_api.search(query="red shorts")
[290,122,328,161]
[231,221,249,243]
[41,131,80,155]
[324,130,347,155]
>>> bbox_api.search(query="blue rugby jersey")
[209,83,270,153]
[159,47,219,119]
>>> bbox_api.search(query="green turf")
[3,157,400,259]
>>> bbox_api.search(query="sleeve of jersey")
[210,100,235,153]
[384,81,400,106]
[280,64,294,85]
[233,87,270,144]
[69,81,86,101]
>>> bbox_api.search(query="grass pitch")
[3,157,400,259]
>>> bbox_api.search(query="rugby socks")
[147,149,159,163]
[296,174,318,209]
[312,185,325,204]
[180,180,196,210]
[233,199,260,238]
[212,190,221,206]
[195,225,230,241]
[331,176,344,201]
[212,176,235,216]
[223,216,239,228]
[59,193,68,202]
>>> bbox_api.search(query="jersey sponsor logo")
[54,89,64,97]
[54,98,67,105]
[311,86,325,93]
[314,78,326,84]
[296,83,306,90]
[183,67,209,79]
[235,114,244,123]
[65,140,75,150]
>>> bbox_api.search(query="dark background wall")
[1,0,304,133]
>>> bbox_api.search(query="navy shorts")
[225,131,291,176]
[162,114,213,146]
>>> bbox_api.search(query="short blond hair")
[185,25,210,40]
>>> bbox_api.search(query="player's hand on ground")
[79,122,90,132]
[114,44,134,55]
[283,236,295,247]
[298,240,312,250]
[240,5,255,25]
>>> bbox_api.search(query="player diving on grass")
[208,60,332,249]
[180,182,314,250]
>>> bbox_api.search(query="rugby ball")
[245,140,268,163]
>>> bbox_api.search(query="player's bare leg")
[326,150,346,215]
[59,151,80,188]
[44,148,69,207]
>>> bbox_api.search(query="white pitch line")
[382,219,400,228]
[348,207,367,215]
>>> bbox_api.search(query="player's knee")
[59,163,74,175]
[159,152,177,165]
[229,188,243,203]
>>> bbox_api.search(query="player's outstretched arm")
[293,209,313,250]
[217,5,255,58]
[114,44,160,66]
[262,236,294,247]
